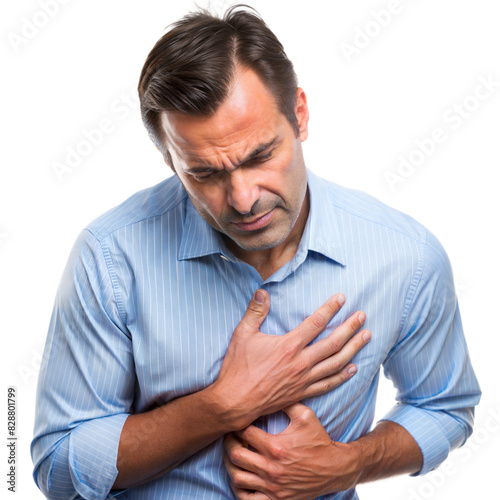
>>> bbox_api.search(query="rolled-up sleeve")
[31,229,135,499]
[381,230,481,475]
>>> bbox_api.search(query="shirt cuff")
[381,404,465,476]
[68,413,129,499]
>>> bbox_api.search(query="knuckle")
[292,358,307,376]
[283,341,299,358]
[232,471,246,488]
[233,323,248,338]
[328,336,342,353]
[311,310,327,329]
[328,356,343,373]
[228,447,242,463]
[274,483,292,499]
[239,428,251,441]
[320,380,331,393]
[354,336,366,352]
[351,322,359,335]
[297,405,314,422]
[269,442,284,460]
[334,358,345,372]
[325,299,338,316]
[302,406,315,418]
[348,317,358,334]
[245,302,265,320]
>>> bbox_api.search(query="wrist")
[348,421,420,485]
[346,435,382,487]
[321,440,366,494]
[203,381,256,432]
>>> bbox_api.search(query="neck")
[225,190,310,281]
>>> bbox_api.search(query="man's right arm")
[32,231,370,498]
[113,289,370,488]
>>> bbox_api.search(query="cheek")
[274,143,301,178]
[188,182,227,217]
[266,151,303,193]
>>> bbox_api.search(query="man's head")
[138,5,299,162]
[138,5,310,256]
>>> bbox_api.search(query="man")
[32,5,480,500]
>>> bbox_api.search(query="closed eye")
[244,151,273,166]
[189,169,221,182]
[188,147,275,181]
[255,152,273,162]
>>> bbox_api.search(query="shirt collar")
[178,168,346,266]
[178,196,224,260]
[304,169,346,266]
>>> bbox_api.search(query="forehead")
[160,69,286,162]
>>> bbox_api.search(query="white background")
[1,0,499,498]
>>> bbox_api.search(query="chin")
[233,241,278,252]
[228,230,290,252]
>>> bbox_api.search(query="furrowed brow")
[185,137,280,173]
[239,137,279,165]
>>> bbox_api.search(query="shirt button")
[220,254,230,262]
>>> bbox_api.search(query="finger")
[290,293,345,348]
[224,453,267,492]
[224,432,243,453]
[229,481,270,500]
[303,362,358,398]
[236,425,276,455]
[235,289,271,336]
[225,432,269,474]
[281,401,313,422]
[306,310,367,364]
[310,328,371,385]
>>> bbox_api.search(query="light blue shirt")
[32,169,480,499]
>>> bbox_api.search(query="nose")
[226,170,259,214]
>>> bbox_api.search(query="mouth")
[232,209,275,232]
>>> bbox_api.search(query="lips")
[232,209,274,232]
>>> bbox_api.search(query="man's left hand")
[223,403,361,500]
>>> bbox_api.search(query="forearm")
[350,420,423,486]
[113,384,236,489]
[114,289,367,490]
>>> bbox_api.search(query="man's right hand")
[114,289,370,489]
[210,289,371,430]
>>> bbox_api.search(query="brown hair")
[137,4,299,165]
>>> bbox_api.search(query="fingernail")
[348,365,357,375]
[363,330,372,342]
[358,312,366,323]
[254,290,265,304]
[338,293,345,306]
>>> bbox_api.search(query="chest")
[124,254,402,420]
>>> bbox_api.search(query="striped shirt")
[31,169,480,499]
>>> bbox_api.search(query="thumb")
[282,402,316,423]
[236,289,270,336]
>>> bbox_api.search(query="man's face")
[160,68,310,254]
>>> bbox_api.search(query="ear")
[295,88,309,142]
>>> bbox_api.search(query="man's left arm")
[224,230,481,499]
[378,230,481,476]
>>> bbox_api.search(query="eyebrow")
[186,137,280,173]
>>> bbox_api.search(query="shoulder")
[312,173,450,274]
[321,176,428,244]
[85,175,187,241]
